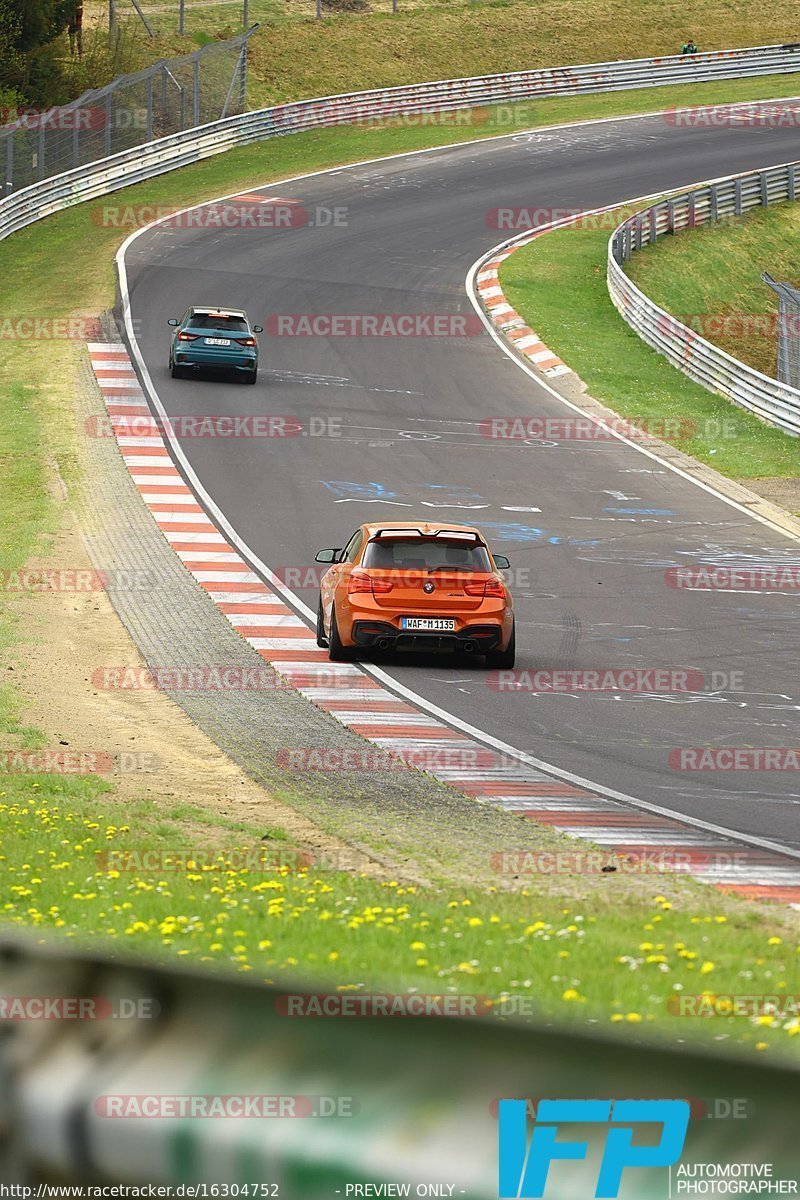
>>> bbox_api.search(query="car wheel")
[244,367,257,385]
[328,607,354,662]
[170,358,183,379]
[486,622,515,669]
[316,599,328,648]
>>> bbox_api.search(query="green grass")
[2,92,800,1044]
[0,381,56,741]
[2,771,799,1052]
[627,201,800,381]
[500,208,800,483]
[77,0,800,109]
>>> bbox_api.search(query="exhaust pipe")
[376,637,392,651]
[462,640,476,654]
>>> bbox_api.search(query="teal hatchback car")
[168,307,263,384]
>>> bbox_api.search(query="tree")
[7,0,73,53]
[1,0,76,106]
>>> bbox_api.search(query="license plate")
[401,617,456,632]
[204,337,230,346]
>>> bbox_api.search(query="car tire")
[316,599,328,648]
[170,358,183,379]
[244,367,257,385]
[486,622,515,670]
[328,607,354,662]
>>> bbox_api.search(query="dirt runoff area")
[1,490,374,874]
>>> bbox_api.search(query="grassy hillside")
[76,0,800,106]
[626,201,800,381]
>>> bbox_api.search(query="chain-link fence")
[0,27,256,196]
[98,0,448,39]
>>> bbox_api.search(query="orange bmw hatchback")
[315,522,515,667]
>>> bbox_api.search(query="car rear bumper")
[351,620,503,653]
[174,348,257,373]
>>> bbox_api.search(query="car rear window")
[362,538,493,572]
[189,314,249,332]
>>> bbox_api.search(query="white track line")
[116,100,800,866]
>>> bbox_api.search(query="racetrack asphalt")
[120,106,800,853]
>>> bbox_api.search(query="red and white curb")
[89,341,800,906]
[476,250,572,379]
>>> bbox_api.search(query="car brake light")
[347,572,393,595]
[235,337,256,346]
[464,578,506,598]
[177,331,198,341]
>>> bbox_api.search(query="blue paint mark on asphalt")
[321,481,399,500]
[479,522,546,543]
[603,507,675,516]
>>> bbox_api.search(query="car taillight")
[347,572,393,595]
[464,578,506,598]
[235,337,256,346]
[177,331,198,341]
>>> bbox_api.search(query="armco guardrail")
[0,937,799,1190]
[608,161,800,436]
[3,42,800,243]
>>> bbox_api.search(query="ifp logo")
[498,1098,690,1198]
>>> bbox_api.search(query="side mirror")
[315,548,340,564]
[167,318,180,326]
[252,325,264,334]
[493,554,510,570]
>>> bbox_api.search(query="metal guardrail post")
[735,177,743,215]
[193,59,200,126]
[147,75,154,142]
[240,44,246,112]
[710,182,719,221]
[104,92,112,157]
[789,163,796,202]
[72,113,80,172]
[760,170,770,206]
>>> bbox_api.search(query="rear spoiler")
[368,528,480,541]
